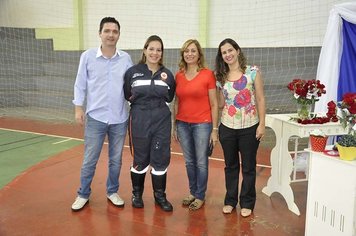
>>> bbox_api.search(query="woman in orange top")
[173,39,218,210]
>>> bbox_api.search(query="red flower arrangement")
[338,92,356,135]
[295,101,338,125]
[287,78,326,105]
[326,101,338,122]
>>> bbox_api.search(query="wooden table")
[262,114,347,215]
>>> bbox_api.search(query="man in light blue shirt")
[71,17,133,211]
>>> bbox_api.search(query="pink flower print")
[232,75,247,90]
[244,103,256,115]
[228,105,237,116]
[234,89,251,108]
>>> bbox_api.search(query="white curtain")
[315,2,356,113]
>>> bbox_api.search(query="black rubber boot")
[131,171,146,208]
[151,173,173,212]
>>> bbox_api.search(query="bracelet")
[213,128,218,130]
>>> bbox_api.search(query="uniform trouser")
[129,105,171,172]
[219,123,260,210]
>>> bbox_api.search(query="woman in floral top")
[215,38,266,217]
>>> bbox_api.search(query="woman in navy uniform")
[124,35,176,211]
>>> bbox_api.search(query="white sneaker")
[107,193,125,207]
[71,196,89,211]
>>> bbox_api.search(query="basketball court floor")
[0,117,306,235]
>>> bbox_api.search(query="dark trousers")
[219,123,260,210]
[129,105,171,172]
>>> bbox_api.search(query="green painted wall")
[199,0,209,48]
[35,0,83,50]
[33,0,209,50]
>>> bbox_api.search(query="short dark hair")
[99,17,120,33]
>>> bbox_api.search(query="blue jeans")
[177,121,212,200]
[78,115,128,198]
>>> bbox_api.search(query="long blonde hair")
[178,39,206,71]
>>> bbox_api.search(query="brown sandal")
[188,199,205,211]
[182,195,195,206]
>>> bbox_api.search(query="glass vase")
[297,103,312,120]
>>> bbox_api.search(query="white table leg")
[262,120,301,215]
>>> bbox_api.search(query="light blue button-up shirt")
[73,47,133,124]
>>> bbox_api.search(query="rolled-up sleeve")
[73,52,88,106]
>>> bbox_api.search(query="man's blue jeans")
[78,115,128,198]
[177,121,212,200]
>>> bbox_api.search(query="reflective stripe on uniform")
[132,79,170,89]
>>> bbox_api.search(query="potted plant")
[309,129,328,152]
[336,92,356,161]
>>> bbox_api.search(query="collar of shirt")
[96,47,121,59]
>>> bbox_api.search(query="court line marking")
[53,138,73,145]
[0,128,271,168]
[0,128,83,141]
